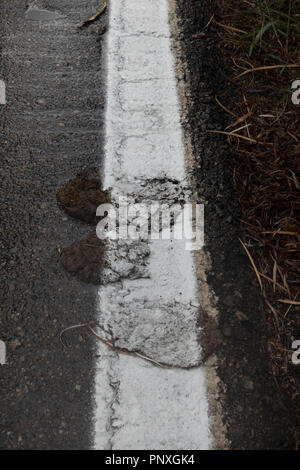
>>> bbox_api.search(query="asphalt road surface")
[0,0,106,450]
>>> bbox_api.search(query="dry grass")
[212,0,300,447]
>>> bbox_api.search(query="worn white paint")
[94,0,211,450]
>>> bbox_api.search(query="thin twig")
[88,325,170,368]
[236,63,300,79]
[207,129,258,144]
[239,238,263,290]
[79,0,107,29]
[60,321,97,348]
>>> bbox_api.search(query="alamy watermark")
[95,197,204,251]
[0,340,6,365]
[291,80,300,105]
[292,340,300,366]
[0,79,6,104]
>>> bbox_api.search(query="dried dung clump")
[60,233,107,284]
[57,167,110,224]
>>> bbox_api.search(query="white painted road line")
[93,0,211,450]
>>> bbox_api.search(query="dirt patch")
[57,167,110,224]
[57,167,111,284]
[60,233,107,284]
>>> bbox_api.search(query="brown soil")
[60,233,107,284]
[57,168,110,284]
[57,167,110,224]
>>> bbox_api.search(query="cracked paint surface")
[94,0,211,450]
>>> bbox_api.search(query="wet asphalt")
[0,0,107,449]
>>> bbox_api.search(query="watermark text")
[0,340,6,365]
[292,80,300,105]
[292,340,300,365]
[0,79,6,104]
[96,198,204,251]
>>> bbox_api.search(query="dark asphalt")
[0,0,107,449]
